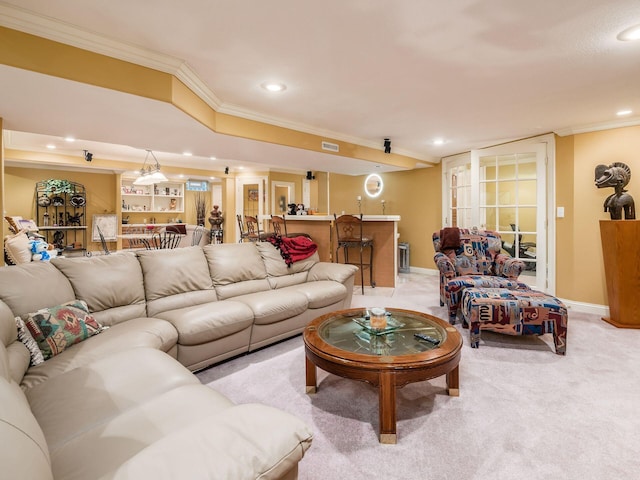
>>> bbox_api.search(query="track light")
[224,166,229,175]
[83,150,93,162]
[306,171,315,180]
[383,138,391,154]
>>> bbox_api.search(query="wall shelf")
[121,179,184,213]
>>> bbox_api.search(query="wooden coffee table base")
[305,348,461,444]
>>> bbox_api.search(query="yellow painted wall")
[4,166,117,253]
[557,125,640,306]
[329,166,442,270]
[269,171,302,207]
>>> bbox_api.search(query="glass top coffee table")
[303,308,462,444]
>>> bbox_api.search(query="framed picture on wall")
[92,214,118,241]
[248,189,259,201]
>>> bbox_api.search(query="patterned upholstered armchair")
[432,228,527,323]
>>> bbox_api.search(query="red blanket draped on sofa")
[267,235,318,267]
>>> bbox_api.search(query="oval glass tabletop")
[317,308,447,357]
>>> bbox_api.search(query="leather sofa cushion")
[137,247,214,302]
[155,300,254,345]
[308,261,359,283]
[26,348,213,452]
[5,341,30,384]
[20,318,177,390]
[204,243,268,284]
[235,290,308,325]
[101,403,313,480]
[214,279,271,300]
[47,384,236,480]
[52,253,145,324]
[267,271,309,289]
[0,262,75,318]
[0,376,52,480]
[290,280,348,309]
[0,300,17,353]
[1,301,30,383]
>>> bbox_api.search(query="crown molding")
[555,117,640,137]
[0,3,182,74]
[217,102,433,162]
[0,2,431,162]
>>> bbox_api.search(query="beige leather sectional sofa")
[0,242,358,479]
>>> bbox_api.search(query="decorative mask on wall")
[594,162,635,220]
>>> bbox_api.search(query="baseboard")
[560,299,609,317]
[406,266,439,276]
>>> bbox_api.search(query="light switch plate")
[557,206,565,218]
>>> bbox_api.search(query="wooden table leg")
[378,371,397,444]
[446,365,460,396]
[305,355,317,394]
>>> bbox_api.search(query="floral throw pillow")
[23,300,105,360]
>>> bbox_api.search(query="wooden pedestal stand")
[599,220,640,328]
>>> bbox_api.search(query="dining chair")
[236,214,250,243]
[244,215,268,242]
[96,225,110,255]
[270,214,311,239]
[270,214,287,237]
[191,225,205,246]
[146,231,182,249]
[333,213,374,294]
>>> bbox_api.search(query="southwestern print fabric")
[461,288,568,355]
[433,229,526,321]
[23,299,104,360]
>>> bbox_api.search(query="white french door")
[443,142,549,291]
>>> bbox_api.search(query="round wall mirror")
[364,173,384,198]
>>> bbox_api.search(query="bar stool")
[244,215,269,242]
[270,214,311,239]
[334,213,374,294]
[236,214,250,243]
[270,214,287,236]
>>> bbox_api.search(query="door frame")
[441,134,556,293]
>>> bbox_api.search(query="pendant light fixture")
[133,149,168,185]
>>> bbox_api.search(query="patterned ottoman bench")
[460,288,568,355]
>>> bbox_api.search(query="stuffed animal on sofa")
[29,238,58,261]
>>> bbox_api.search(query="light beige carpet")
[197,273,640,480]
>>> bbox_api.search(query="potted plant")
[42,179,74,194]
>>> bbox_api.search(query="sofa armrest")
[494,253,526,279]
[434,252,456,279]
[307,262,358,284]
[108,403,313,480]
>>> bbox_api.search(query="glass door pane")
[444,143,547,291]
[448,163,472,228]
[477,148,544,287]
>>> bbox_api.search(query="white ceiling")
[1,0,640,176]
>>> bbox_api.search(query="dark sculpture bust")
[594,162,635,220]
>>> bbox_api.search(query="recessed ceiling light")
[46,144,56,149]
[183,152,192,156]
[261,82,286,92]
[238,166,245,170]
[179,174,185,178]
[617,24,640,41]
[64,136,75,142]
[209,176,215,180]
[210,156,217,160]
[433,138,445,146]
[617,109,633,116]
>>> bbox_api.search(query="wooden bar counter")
[278,215,401,288]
